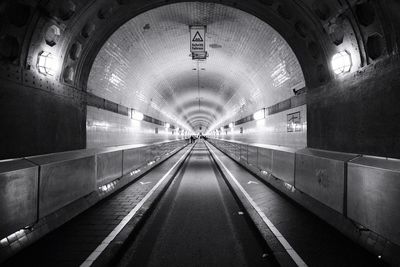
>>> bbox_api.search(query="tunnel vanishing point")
[1,0,400,266]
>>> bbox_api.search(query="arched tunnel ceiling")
[88,2,305,132]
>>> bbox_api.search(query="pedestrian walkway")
[3,146,191,267]
[207,143,386,267]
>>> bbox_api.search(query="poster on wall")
[287,111,302,132]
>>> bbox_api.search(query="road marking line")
[247,181,258,185]
[140,181,151,185]
[207,144,308,267]
[80,148,191,267]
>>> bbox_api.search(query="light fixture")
[37,51,58,76]
[253,109,265,120]
[331,51,352,75]
[165,123,170,128]
[229,122,234,128]
[131,110,144,121]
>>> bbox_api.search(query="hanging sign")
[192,51,207,60]
[190,26,206,52]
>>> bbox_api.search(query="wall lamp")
[331,51,352,75]
[253,109,265,120]
[131,110,144,121]
[37,51,58,76]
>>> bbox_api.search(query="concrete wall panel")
[96,151,123,186]
[240,144,247,164]
[247,146,257,168]
[36,156,96,218]
[295,149,357,213]
[0,80,85,160]
[348,156,400,245]
[308,59,400,159]
[122,147,145,175]
[272,149,296,185]
[257,147,273,173]
[143,146,153,163]
[0,159,38,239]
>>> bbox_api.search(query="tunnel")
[0,0,400,266]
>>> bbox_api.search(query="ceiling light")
[253,109,265,120]
[131,110,144,121]
[331,51,352,75]
[37,51,58,76]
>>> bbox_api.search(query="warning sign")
[192,32,203,42]
[190,26,206,52]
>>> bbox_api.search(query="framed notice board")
[287,111,301,132]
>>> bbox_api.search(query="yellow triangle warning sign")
[192,31,203,42]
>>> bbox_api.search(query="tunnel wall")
[308,56,400,159]
[1,0,399,160]
[0,78,86,160]
[87,107,186,148]
[214,105,307,149]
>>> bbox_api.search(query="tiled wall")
[88,2,305,126]
[214,105,307,149]
[87,107,185,148]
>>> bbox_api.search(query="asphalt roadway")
[116,141,276,267]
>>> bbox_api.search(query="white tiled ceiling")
[88,2,305,132]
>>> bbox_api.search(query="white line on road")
[207,144,308,267]
[140,181,151,185]
[80,148,191,267]
[247,181,258,185]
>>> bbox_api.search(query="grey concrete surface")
[96,150,123,186]
[271,149,296,185]
[295,148,358,214]
[348,156,400,245]
[0,159,39,238]
[123,148,144,175]
[31,155,96,219]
